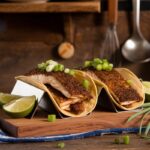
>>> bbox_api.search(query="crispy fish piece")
[26,69,92,104]
[16,70,98,117]
[85,68,144,110]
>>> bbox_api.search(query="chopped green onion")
[127,80,132,85]
[91,61,98,68]
[58,64,64,71]
[46,64,55,72]
[102,62,109,70]
[84,61,91,68]
[69,70,75,76]
[64,68,70,74]
[93,58,102,64]
[82,79,90,90]
[114,137,120,144]
[53,65,59,72]
[37,62,47,70]
[102,59,108,63]
[48,114,56,122]
[57,142,65,149]
[46,60,58,66]
[96,64,102,71]
[107,63,113,71]
[122,135,130,145]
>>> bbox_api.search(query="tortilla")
[16,70,98,117]
[85,68,144,110]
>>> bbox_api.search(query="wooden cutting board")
[0,111,149,138]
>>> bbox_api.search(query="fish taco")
[83,58,145,110]
[16,60,98,117]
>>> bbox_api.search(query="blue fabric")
[0,128,139,143]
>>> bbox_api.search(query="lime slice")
[0,93,22,106]
[142,81,150,102]
[3,96,36,118]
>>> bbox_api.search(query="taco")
[85,68,144,110]
[16,61,97,117]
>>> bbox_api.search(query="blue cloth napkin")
[0,127,139,143]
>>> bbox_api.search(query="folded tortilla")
[85,68,145,110]
[16,69,98,117]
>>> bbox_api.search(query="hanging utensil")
[58,14,75,59]
[100,0,121,67]
[122,0,150,63]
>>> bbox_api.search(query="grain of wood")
[0,1,101,13]
[0,111,149,137]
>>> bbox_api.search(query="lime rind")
[3,96,36,118]
[0,93,22,106]
[142,81,150,102]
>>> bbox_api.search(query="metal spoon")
[122,0,150,63]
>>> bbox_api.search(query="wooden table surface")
[0,134,149,150]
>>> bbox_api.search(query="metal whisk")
[100,0,121,67]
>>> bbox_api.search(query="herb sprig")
[127,102,150,139]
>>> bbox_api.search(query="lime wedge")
[142,81,150,102]
[3,96,36,118]
[0,93,22,106]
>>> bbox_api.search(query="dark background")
[0,0,150,92]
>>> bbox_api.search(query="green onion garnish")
[64,68,70,74]
[122,135,130,145]
[57,142,65,149]
[69,69,75,76]
[84,61,91,68]
[102,62,109,70]
[96,64,102,71]
[46,64,55,72]
[82,79,90,90]
[83,58,113,71]
[48,114,56,122]
[93,58,102,64]
[37,62,47,70]
[127,80,132,85]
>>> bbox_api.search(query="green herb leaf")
[144,121,150,136]
[139,111,150,135]
[127,107,150,123]
[142,103,150,108]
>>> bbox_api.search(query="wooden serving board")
[0,111,149,138]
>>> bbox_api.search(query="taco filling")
[25,69,93,114]
[86,69,143,106]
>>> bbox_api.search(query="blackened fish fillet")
[86,69,142,106]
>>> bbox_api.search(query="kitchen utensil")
[58,14,75,59]
[100,0,121,67]
[122,0,150,63]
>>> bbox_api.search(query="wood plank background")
[0,11,150,92]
